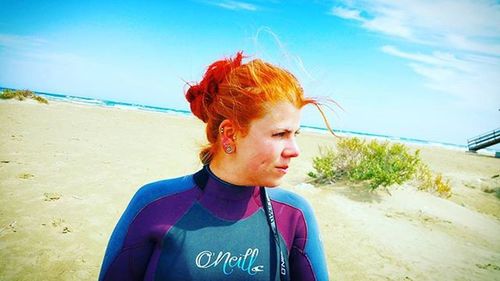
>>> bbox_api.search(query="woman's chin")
[260,178,283,188]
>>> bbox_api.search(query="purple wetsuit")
[99,166,328,280]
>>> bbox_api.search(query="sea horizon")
[2,86,497,153]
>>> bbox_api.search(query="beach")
[1,99,499,280]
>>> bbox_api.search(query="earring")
[223,142,234,154]
[220,128,224,134]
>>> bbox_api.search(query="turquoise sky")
[1,0,499,145]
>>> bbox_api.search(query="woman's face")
[234,102,302,187]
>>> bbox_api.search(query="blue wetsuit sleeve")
[292,198,329,281]
[268,188,329,281]
[98,185,155,281]
[99,175,196,281]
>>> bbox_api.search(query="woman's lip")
[276,166,289,174]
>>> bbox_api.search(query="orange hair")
[186,52,333,164]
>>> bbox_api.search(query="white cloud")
[0,33,92,66]
[0,34,47,49]
[331,0,500,56]
[381,45,472,72]
[446,34,500,56]
[331,1,500,110]
[330,7,363,20]
[205,0,258,11]
[382,45,500,108]
[363,14,413,39]
[24,51,90,65]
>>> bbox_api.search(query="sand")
[0,100,499,280]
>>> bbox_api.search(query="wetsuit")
[99,166,328,280]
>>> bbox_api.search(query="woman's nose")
[283,137,300,158]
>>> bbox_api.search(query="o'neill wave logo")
[195,248,264,276]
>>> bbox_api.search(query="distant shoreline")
[2,86,496,154]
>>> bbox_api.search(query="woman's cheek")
[247,153,270,170]
[245,146,271,168]
[259,141,281,164]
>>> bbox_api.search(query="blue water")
[29,89,192,116]
[1,87,495,153]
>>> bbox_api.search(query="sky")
[0,0,499,146]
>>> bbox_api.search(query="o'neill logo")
[195,248,264,276]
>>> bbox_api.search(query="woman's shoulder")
[128,173,197,210]
[266,187,314,214]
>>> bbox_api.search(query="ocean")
[2,87,496,154]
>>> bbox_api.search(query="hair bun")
[186,84,209,123]
[185,52,244,123]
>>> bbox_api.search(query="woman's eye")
[273,132,286,138]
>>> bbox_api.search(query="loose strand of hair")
[311,102,338,137]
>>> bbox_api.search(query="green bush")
[308,137,452,197]
[414,163,452,197]
[33,95,49,104]
[308,146,338,184]
[308,138,365,184]
[349,140,420,189]
[0,89,48,104]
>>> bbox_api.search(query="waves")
[0,87,472,151]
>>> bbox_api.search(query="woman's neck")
[208,155,250,186]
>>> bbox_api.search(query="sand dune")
[0,100,499,280]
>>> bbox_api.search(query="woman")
[99,52,330,280]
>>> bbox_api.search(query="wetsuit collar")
[203,165,258,200]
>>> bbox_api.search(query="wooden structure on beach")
[467,128,500,151]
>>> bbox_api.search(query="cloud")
[0,33,92,66]
[382,45,500,108]
[330,7,363,21]
[381,45,472,72]
[330,0,500,56]
[446,34,500,56]
[0,34,47,49]
[330,1,500,110]
[204,0,258,11]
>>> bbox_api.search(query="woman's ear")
[218,120,238,154]
[218,119,237,142]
